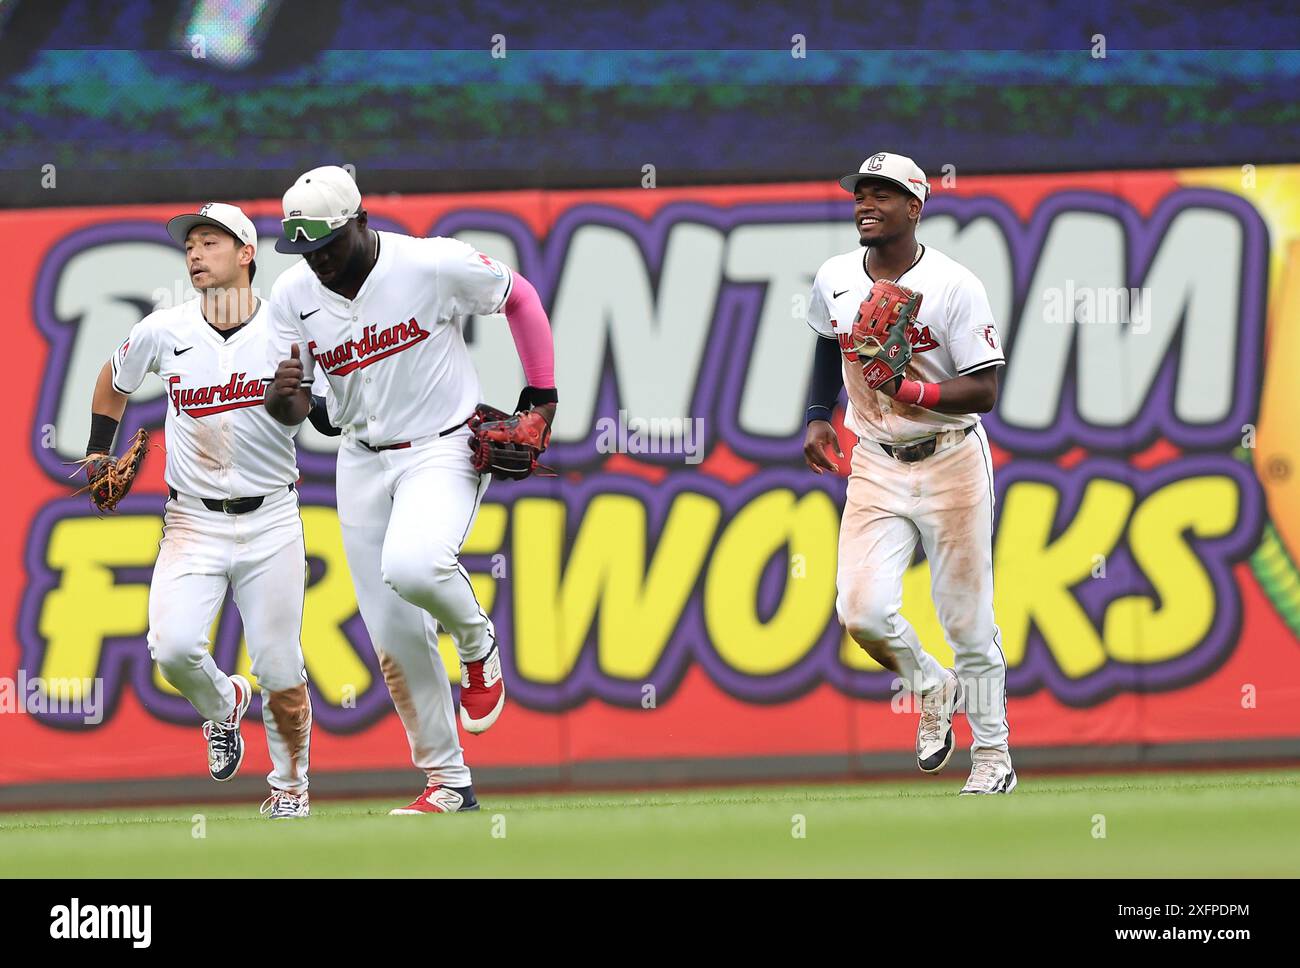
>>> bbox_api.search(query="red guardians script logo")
[168,373,271,417]
[308,317,430,377]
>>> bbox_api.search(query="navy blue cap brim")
[274,226,346,254]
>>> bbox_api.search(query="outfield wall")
[3,166,1300,800]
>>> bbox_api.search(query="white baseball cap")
[275,165,363,253]
[839,152,931,204]
[166,202,258,254]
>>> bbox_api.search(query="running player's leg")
[231,488,311,795]
[837,444,947,696]
[915,426,1008,754]
[337,442,471,788]
[380,434,494,667]
[147,507,237,723]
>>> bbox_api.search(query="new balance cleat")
[459,644,505,734]
[389,784,480,815]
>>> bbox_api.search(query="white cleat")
[960,748,1018,795]
[260,789,311,818]
[916,669,962,774]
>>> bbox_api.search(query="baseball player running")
[84,203,314,818]
[802,152,1015,794]
[264,166,557,815]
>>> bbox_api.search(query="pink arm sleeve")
[502,271,555,388]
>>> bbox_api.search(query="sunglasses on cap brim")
[281,213,357,243]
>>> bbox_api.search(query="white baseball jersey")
[820,243,1012,759]
[111,297,300,498]
[806,244,1004,443]
[268,231,513,446]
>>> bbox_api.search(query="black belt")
[878,426,974,463]
[357,418,469,453]
[358,440,411,453]
[169,483,295,514]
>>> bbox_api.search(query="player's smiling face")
[185,227,249,291]
[853,179,917,246]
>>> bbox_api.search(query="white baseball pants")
[835,423,1010,753]
[335,426,493,788]
[147,484,312,793]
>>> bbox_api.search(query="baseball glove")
[467,404,554,481]
[74,428,150,512]
[846,280,923,391]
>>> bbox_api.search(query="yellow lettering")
[1104,476,1239,662]
[707,490,838,676]
[513,493,719,683]
[39,516,160,698]
[995,478,1133,678]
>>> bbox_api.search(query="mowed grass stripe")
[1,770,1296,877]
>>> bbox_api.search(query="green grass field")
[2,769,1297,877]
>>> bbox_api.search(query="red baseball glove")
[467,404,554,481]
[843,280,924,390]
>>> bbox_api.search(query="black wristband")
[516,385,558,411]
[806,405,834,425]
[307,395,341,437]
[87,413,120,456]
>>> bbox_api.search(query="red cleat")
[459,644,505,733]
[389,784,480,815]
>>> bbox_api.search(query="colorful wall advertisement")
[4,165,1300,789]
